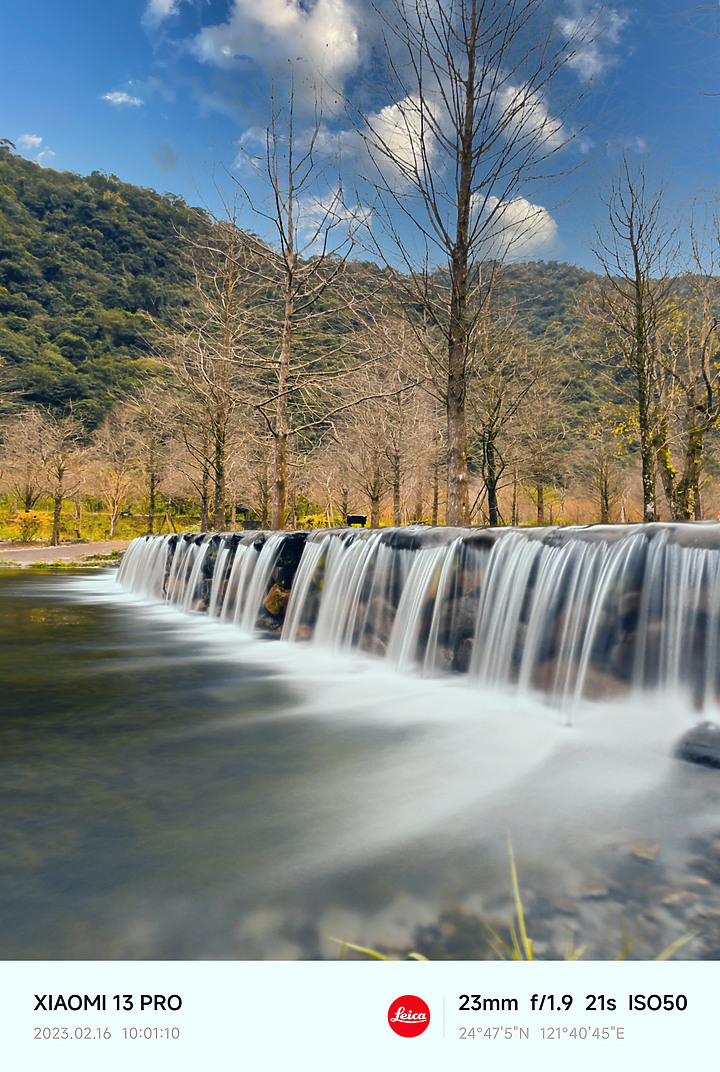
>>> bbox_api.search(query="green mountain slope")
[0,144,205,423]
[0,146,601,429]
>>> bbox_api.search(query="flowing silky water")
[5,523,720,959]
[120,522,720,709]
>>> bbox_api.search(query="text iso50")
[628,995,688,1012]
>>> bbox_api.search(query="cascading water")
[10,520,720,962]
[118,522,720,711]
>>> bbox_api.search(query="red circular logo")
[387,994,431,1037]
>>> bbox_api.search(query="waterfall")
[118,523,720,710]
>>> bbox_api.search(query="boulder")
[264,583,291,617]
[675,722,720,769]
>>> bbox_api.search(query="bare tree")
[467,275,544,524]
[352,0,597,524]
[578,408,628,523]
[233,76,364,529]
[89,407,140,538]
[590,156,678,523]
[517,370,568,524]
[158,214,260,530]
[652,215,720,520]
[307,438,356,525]
[128,385,175,534]
[39,411,85,545]
[1,409,48,512]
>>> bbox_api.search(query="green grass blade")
[655,932,696,961]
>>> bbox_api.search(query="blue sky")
[3,0,720,270]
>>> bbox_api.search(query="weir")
[118,522,720,712]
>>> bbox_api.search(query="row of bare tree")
[2,0,720,532]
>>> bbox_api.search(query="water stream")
[5,523,720,960]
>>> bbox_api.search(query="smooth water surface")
[3,568,720,960]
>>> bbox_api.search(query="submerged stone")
[675,722,720,769]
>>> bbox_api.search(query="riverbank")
[0,539,131,567]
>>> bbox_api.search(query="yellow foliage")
[9,510,51,541]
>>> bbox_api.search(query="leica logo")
[387,995,431,1037]
[390,1007,427,1022]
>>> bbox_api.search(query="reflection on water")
[2,568,720,960]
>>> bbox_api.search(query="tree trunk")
[272,432,287,530]
[638,406,657,522]
[655,418,682,520]
[432,459,440,526]
[445,4,476,527]
[658,408,705,522]
[633,272,658,523]
[511,466,518,526]
[676,420,704,522]
[536,482,545,526]
[446,272,470,526]
[485,433,500,526]
[50,495,63,546]
[392,451,401,526]
[199,463,209,531]
[271,241,295,530]
[369,463,383,527]
[213,422,226,530]
[413,484,423,523]
[599,472,610,524]
[147,470,156,535]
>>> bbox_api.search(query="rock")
[553,899,580,916]
[271,533,307,587]
[461,530,501,551]
[379,529,424,551]
[359,633,388,657]
[675,721,720,769]
[264,583,291,617]
[660,890,697,906]
[455,566,484,598]
[531,657,577,695]
[580,665,630,701]
[577,886,609,900]
[363,595,398,643]
[630,843,660,861]
[452,635,474,674]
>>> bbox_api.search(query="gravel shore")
[0,539,132,565]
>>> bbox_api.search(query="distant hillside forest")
[1,141,719,541]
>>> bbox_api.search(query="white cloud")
[192,0,360,87]
[496,84,567,152]
[365,96,438,175]
[17,133,55,165]
[556,2,631,83]
[17,133,43,151]
[479,195,558,261]
[142,0,182,29]
[102,91,144,107]
[296,187,372,248]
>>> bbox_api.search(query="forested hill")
[0,145,205,423]
[502,260,595,341]
[0,147,597,425]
